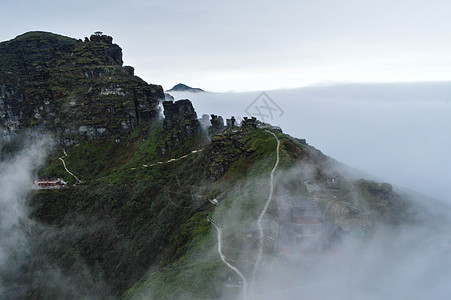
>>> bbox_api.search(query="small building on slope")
[32,176,67,190]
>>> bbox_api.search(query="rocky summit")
[0,31,164,145]
[167,83,204,93]
[0,32,447,300]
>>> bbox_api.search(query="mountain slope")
[0,32,447,300]
[30,123,421,299]
[123,127,419,300]
[0,115,422,299]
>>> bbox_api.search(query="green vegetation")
[25,127,299,299]
[123,129,306,299]
[124,212,226,300]
[0,31,416,300]
[24,125,413,299]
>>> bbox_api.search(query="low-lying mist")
[170,82,451,204]
[0,135,52,297]
[253,226,451,300]
[223,159,451,300]
[0,134,111,299]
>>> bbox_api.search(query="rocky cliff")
[0,31,164,145]
[161,99,202,152]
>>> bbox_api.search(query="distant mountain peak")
[167,83,204,93]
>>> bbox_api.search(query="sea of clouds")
[170,82,451,204]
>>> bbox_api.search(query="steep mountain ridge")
[0,32,445,300]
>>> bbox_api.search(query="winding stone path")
[251,130,280,295]
[130,149,204,170]
[208,216,249,300]
[59,149,82,184]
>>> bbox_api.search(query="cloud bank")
[170,82,451,204]
[0,135,112,299]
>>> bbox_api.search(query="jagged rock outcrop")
[199,114,210,131]
[200,114,236,136]
[241,116,257,128]
[225,116,236,129]
[203,129,257,181]
[208,114,226,137]
[0,31,164,145]
[161,99,201,152]
[164,93,175,100]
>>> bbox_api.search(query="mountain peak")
[0,31,163,145]
[167,83,204,93]
[11,31,76,42]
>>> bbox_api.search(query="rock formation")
[241,117,258,128]
[226,116,236,129]
[162,99,201,151]
[0,31,164,145]
[208,114,226,136]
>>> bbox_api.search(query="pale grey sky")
[2,0,451,91]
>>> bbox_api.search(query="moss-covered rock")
[0,31,164,145]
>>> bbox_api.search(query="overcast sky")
[2,0,451,91]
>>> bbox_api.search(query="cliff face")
[0,31,164,145]
[161,99,201,152]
